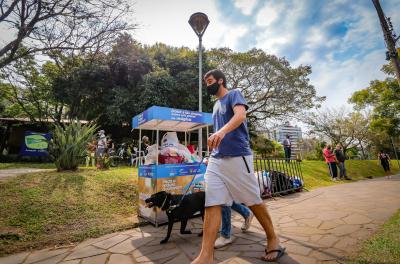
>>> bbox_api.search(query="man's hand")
[207,130,226,149]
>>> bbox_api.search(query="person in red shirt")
[323,144,338,181]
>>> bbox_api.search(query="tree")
[252,134,283,158]
[0,55,64,123]
[0,0,135,68]
[208,48,325,126]
[349,71,400,136]
[304,108,370,154]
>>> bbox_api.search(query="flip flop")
[261,246,286,262]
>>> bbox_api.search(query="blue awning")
[132,106,212,132]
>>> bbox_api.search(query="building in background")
[272,122,302,159]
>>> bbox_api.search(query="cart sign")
[138,163,206,223]
[20,131,51,156]
[132,106,212,130]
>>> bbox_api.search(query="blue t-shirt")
[211,89,252,158]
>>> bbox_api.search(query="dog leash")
[167,159,205,213]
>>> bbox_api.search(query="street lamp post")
[189,12,209,158]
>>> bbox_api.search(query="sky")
[131,0,400,109]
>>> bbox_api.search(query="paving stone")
[329,225,361,236]
[278,216,294,224]
[233,238,257,245]
[25,248,70,264]
[215,251,241,261]
[58,259,81,264]
[316,211,348,221]
[219,257,268,264]
[175,240,200,260]
[135,248,180,262]
[286,253,317,264]
[132,244,164,259]
[228,243,265,252]
[315,235,340,247]
[59,260,80,264]
[309,249,337,261]
[92,234,130,249]
[309,235,323,243]
[108,236,154,254]
[81,253,109,264]
[319,221,342,230]
[64,246,106,261]
[163,253,191,264]
[73,232,118,251]
[281,243,312,256]
[280,226,324,236]
[0,252,29,264]
[34,252,69,264]
[333,237,359,253]
[297,218,322,228]
[343,214,372,225]
[108,254,135,264]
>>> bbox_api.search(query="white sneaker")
[241,211,254,232]
[214,236,233,248]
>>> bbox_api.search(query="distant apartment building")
[272,122,302,159]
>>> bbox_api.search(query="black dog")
[145,191,205,244]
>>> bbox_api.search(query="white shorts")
[204,155,262,207]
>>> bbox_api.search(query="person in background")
[86,139,97,167]
[215,202,254,248]
[283,135,291,162]
[141,136,150,155]
[323,144,338,181]
[378,150,391,179]
[96,130,107,157]
[106,134,115,156]
[334,144,350,180]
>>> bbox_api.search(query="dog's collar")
[161,194,175,211]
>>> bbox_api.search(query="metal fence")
[254,158,304,198]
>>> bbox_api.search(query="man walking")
[283,135,291,162]
[192,69,284,264]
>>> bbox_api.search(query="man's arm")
[208,105,246,149]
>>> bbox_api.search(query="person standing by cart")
[192,69,284,264]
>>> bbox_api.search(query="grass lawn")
[347,209,400,264]
[0,162,55,169]
[0,166,137,256]
[300,160,400,189]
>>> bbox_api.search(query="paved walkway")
[0,168,53,180]
[1,175,400,264]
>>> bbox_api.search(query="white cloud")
[234,0,258,16]
[255,2,282,27]
[132,0,246,50]
[310,49,386,108]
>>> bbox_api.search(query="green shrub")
[49,122,98,171]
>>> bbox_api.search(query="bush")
[49,122,98,171]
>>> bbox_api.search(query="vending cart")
[132,106,212,226]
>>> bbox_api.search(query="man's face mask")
[207,82,220,95]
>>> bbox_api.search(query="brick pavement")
[1,175,399,264]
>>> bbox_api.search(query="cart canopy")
[132,106,212,132]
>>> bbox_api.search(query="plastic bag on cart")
[161,132,179,149]
[144,144,159,165]
[177,144,201,163]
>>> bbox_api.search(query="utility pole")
[372,0,400,86]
